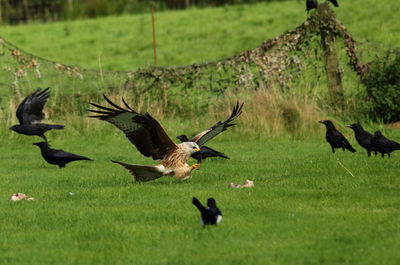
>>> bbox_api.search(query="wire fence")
[0,3,389,116]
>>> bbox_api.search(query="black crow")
[306,0,318,12]
[192,197,222,226]
[10,88,64,141]
[371,131,400,158]
[328,0,339,7]
[319,120,356,153]
[347,123,378,157]
[176,134,229,163]
[33,142,92,168]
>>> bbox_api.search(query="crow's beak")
[346,125,352,128]
[318,120,324,124]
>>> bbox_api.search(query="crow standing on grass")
[347,123,378,157]
[33,142,92,168]
[192,197,222,226]
[371,131,400,158]
[176,134,229,163]
[319,120,356,153]
[9,88,64,141]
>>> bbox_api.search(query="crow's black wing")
[49,148,92,160]
[191,146,229,162]
[16,88,50,125]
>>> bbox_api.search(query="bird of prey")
[177,101,243,162]
[33,142,92,168]
[371,131,400,158]
[319,120,356,153]
[192,197,222,226]
[347,123,378,157]
[176,134,229,163]
[88,96,242,182]
[9,88,64,141]
[89,96,200,182]
[306,0,318,12]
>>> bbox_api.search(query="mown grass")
[1,1,400,264]
[0,0,399,71]
[1,124,400,265]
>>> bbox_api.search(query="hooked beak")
[194,148,201,152]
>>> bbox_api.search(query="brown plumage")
[186,101,243,147]
[88,95,201,182]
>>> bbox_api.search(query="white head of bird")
[179,142,201,154]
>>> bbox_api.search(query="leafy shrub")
[361,50,400,123]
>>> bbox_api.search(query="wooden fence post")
[151,6,157,66]
[318,3,344,108]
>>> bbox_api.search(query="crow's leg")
[330,145,335,153]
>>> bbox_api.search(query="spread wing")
[88,95,177,160]
[190,101,243,147]
[16,87,50,125]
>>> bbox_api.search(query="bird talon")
[191,163,201,170]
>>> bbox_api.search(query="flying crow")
[319,120,356,153]
[176,134,229,163]
[371,131,400,158]
[10,88,64,141]
[33,142,92,168]
[347,123,378,157]
[192,197,222,226]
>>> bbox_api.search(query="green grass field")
[1,0,400,264]
[1,128,400,265]
[1,0,399,71]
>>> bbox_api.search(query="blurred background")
[1,0,283,24]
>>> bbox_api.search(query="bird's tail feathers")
[192,197,207,214]
[346,145,356,153]
[343,139,356,152]
[111,160,164,182]
[71,154,93,161]
[50,124,65,130]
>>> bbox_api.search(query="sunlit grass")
[0,0,399,71]
[1,126,400,265]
